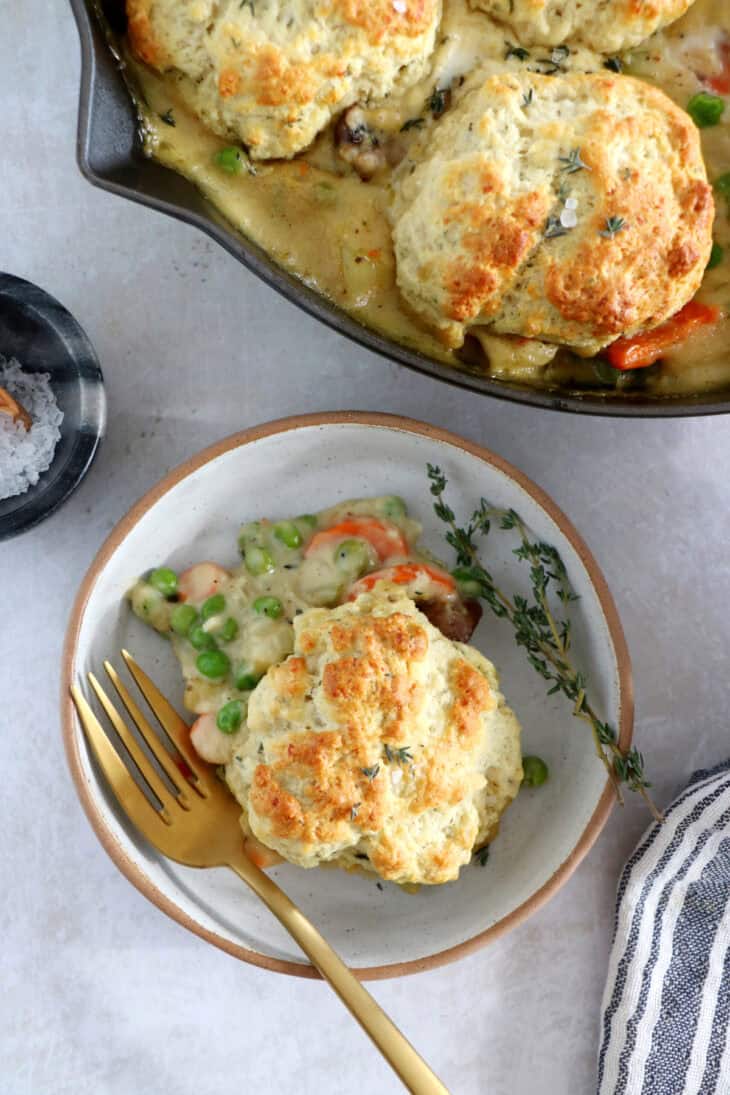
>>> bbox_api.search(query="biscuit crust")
[469,0,695,52]
[390,71,713,353]
[127,0,441,159]
[225,587,522,885]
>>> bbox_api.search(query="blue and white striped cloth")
[598,761,730,1095]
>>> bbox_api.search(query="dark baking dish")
[70,0,730,417]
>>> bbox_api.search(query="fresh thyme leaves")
[604,56,623,73]
[521,88,534,108]
[384,744,413,765]
[559,148,589,174]
[505,42,530,61]
[401,117,425,132]
[474,846,490,867]
[601,215,627,238]
[159,108,175,127]
[427,463,661,819]
[428,87,451,117]
[350,803,360,820]
[544,215,570,239]
[361,764,380,781]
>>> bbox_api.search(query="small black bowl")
[0,273,106,540]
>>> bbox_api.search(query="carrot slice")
[348,562,456,601]
[304,517,408,562]
[605,301,720,371]
[706,40,730,95]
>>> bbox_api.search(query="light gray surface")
[2,6,729,1094]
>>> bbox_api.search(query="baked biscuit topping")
[390,71,714,353]
[127,0,442,159]
[226,587,522,885]
[469,0,695,53]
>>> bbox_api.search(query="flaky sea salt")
[0,356,63,500]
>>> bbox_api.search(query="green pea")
[170,603,198,635]
[217,700,243,734]
[235,665,263,692]
[687,92,725,128]
[148,567,178,598]
[201,593,226,620]
[381,496,407,520]
[188,624,217,652]
[245,545,275,576]
[452,566,484,598]
[220,617,239,642]
[335,538,370,576]
[253,595,283,619]
[522,755,549,787]
[214,146,245,173]
[715,172,730,200]
[707,242,724,270]
[273,520,303,549]
[196,649,231,680]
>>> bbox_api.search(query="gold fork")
[70,651,449,1095]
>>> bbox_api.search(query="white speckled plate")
[62,413,632,979]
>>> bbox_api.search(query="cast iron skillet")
[70,0,730,417]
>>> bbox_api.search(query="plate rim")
[61,411,634,980]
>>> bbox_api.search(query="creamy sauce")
[129,495,459,725]
[122,0,730,397]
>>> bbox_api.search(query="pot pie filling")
[128,496,523,884]
[119,0,730,398]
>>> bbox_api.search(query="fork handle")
[228,852,450,1095]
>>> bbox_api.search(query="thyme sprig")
[601,215,627,239]
[427,464,661,820]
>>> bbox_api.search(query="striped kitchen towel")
[597,761,730,1095]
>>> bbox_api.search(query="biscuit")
[127,0,442,159]
[469,0,695,53]
[225,586,523,885]
[389,71,713,353]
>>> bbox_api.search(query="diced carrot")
[605,301,721,371]
[304,517,408,562]
[348,562,456,601]
[706,40,730,95]
[367,248,382,260]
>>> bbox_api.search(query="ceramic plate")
[62,413,632,979]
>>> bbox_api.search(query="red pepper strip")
[605,301,720,371]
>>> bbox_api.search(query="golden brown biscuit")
[225,586,522,885]
[389,70,714,353]
[469,0,695,52]
[127,0,441,159]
